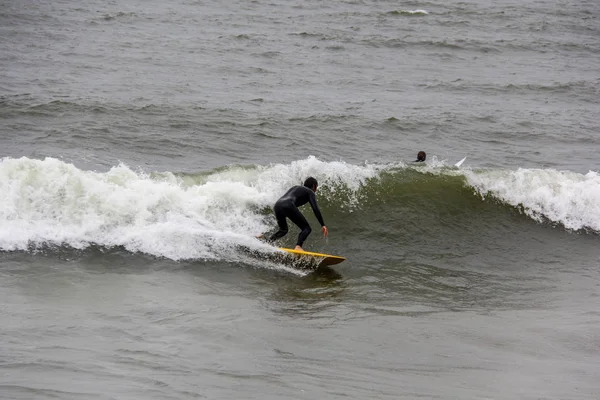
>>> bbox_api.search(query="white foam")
[0,156,382,263]
[464,168,600,232]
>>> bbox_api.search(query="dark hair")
[303,177,318,190]
[417,151,426,162]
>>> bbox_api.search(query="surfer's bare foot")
[294,245,303,251]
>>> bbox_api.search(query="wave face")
[1,157,597,261]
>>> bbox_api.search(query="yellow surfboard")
[278,247,346,268]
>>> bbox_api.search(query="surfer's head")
[303,177,318,192]
[416,151,426,162]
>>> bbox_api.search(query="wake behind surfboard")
[238,243,346,270]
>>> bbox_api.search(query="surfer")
[415,151,426,162]
[260,177,328,251]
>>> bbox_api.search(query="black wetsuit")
[268,185,325,247]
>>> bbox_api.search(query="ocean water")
[1,0,599,399]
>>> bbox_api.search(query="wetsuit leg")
[286,206,312,247]
[268,201,311,246]
[268,202,289,242]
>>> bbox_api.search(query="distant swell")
[386,10,429,17]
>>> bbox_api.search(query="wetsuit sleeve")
[308,191,325,226]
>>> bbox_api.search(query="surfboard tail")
[454,157,467,167]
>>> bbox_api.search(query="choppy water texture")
[1,0,599,399]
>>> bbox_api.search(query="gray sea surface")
[1,0,599,399]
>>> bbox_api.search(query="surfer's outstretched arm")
[307,191,328,238]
